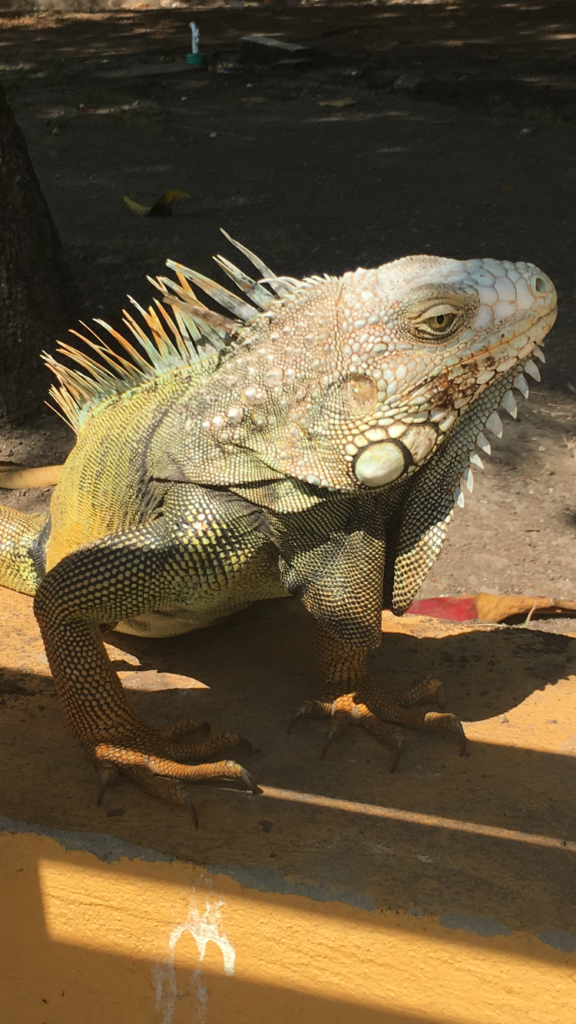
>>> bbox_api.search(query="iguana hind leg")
[0,505,47,596]
[289,625,466,771]
[33,515,259,815]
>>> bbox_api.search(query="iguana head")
[47,237,556,504]
[195,253,556,491]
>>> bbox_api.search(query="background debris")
[123,190,189,217]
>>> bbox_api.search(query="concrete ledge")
[3,822,576,1024]
[2,589,576,1020]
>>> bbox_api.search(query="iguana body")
[0,236,557,813]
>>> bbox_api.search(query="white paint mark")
[369,842,434,865]
[154,892,236,1024]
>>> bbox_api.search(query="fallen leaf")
[123,190,189,217]
[475,593,576,623]
[0,465,62,489]
[120,670,208,691]
[318,98,358,108]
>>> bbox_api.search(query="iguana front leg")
[34,518,258,819]
[0,505,47,595]
[289,624,466,771]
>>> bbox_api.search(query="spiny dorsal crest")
[43,230,319,433]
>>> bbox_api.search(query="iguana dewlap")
[0,235,557,814]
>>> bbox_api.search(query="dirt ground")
[1,0,576,625]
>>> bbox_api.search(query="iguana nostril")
[532,274,548,294]
[354,441,406,487]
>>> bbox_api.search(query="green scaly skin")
[0,236,557,815]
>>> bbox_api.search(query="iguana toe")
[289,693,406,771]
[91,726,259,819]
[289,676,466,770]
[158,717,211,741]
[379,677,467,757]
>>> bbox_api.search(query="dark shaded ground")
[4,585,576,935]
[0,0,575,613]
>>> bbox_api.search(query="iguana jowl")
[0,234,557,813]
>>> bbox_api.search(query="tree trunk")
[0,81,77,426]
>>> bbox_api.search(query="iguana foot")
[91,719,260,824]
[34,543,262,822]
[289,676,466,772]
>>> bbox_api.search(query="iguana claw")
[183,790,199,829]
[287,701,318,735]
[390,738,404,774]
[320,721,344,761]
[96,761,119,806]
[240,767,262,794]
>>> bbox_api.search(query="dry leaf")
[318,98,358,108]
[123,190,190,217]
[0,464,62,489]
[475,593,576,623]
[120,670,208,691]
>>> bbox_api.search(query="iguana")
[0,233,557,818]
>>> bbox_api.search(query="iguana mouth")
[447,344,547,510]
[350,348,544,491]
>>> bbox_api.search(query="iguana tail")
[0,506,48,596]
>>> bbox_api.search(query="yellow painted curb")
[2,828,575,1024]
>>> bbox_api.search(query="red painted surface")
[408,596,479,622]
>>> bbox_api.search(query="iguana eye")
[414,304,461,339]
[345,375,378,415]
[426,312,456,331]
